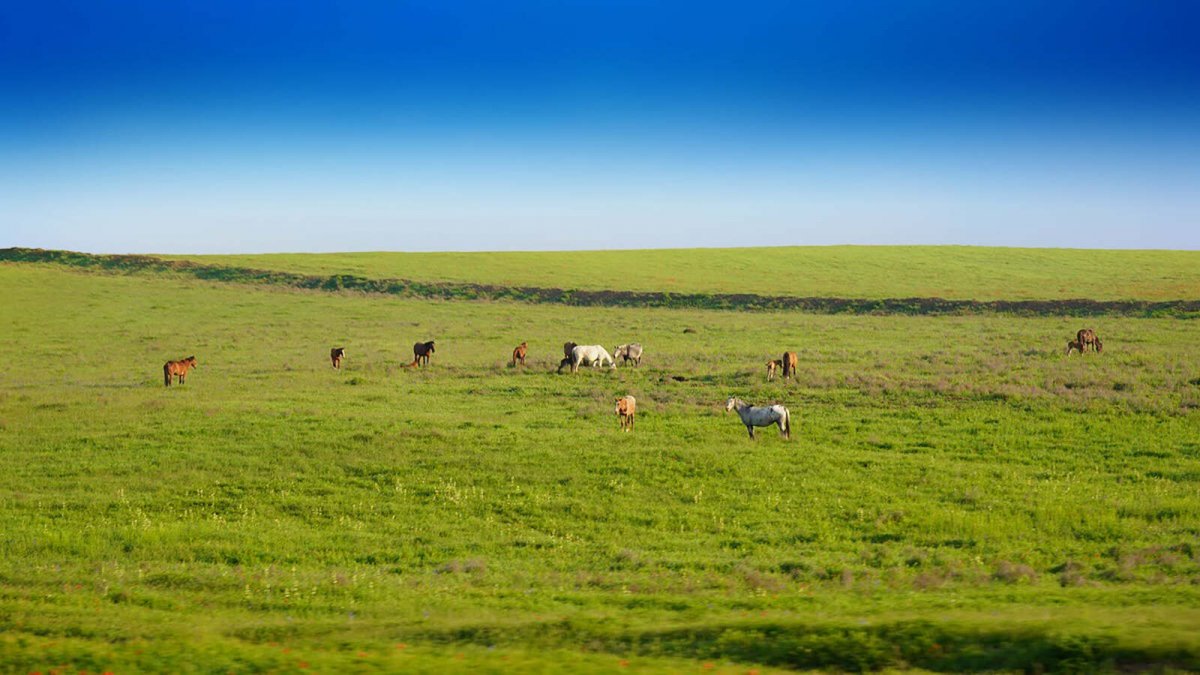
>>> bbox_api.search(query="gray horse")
[613,343,643,367]
[725,396,791,440]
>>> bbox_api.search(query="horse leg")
[746,425,755,439]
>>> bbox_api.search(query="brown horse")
[1065,340,1084,356]
[330,347,346,369]
[1076,329,1101,353]
[413,341,436,366]
[557,342,578,373]
[511,341,528,366]
[782,351,798,379]
[163,356,197,387]
[766,359,784,381]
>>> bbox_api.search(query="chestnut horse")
[615,395,636,432]
[163,356,197,387]
[1065,340,1084,356]
[781,351,798,379]
[413,341,436,367]
[511,342,528,366]
[766,358,784,381]
[330,347,346,369]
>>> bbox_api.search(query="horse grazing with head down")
[570,345,616,373]
[511,342,528,366]
[557,342,579,373]
[1076,329,1102,353]
[725,396,791,440]
[615,395,636,431]
[163,356,198,387]
[412,341,436,367]
[330,347,346,369]
[613,343,643,367]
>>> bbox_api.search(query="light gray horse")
[613,343,643,367]
[570,345,617,373]
[725,397,791,440]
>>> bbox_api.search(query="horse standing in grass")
[412,341,436,367]
[557,341,579,373]
[511,342,528,366]
[766,359,784,381]
[570,345,616,373]
[1076,329,1102,353]
[725,396,791,440]
[613,343,643,367]
[163,356,198,387]
[782,351,798,379]
[330,347,346,369]
[1065,340,1084,356]
[615,395,636,431]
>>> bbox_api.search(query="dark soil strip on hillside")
[5,247,1199,317]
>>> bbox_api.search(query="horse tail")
[782,407,792,440]
[163,363,171,387]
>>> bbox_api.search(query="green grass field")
[2,252,1200,673]
[162,246,1200,301]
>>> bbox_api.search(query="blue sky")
[1,1,1197,252]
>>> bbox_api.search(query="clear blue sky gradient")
[1,1,1197,252]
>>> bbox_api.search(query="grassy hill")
[161,245,1200,301]
[1,251,1199,672]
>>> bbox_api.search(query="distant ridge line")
[4,247,1198,317]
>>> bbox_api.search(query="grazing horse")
[413,341,436,367]
[725,396,791,440]
[557,342,579,373]
[511,342,528,366]
[766,359,784,381]
[330,347,346,369]
[1076,329,1101,353]
[570,345,616,373]
[782,352,798,379]
[163,356,198,387]
[1065,340,1084,356]
[615,395,636,431]
[613,343,643,367]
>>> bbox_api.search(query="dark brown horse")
[330,347,346,369]
[1065,340,1084,356]
[413,340,436,366]
[163,356,197,387]
[557,341,578,373]
[1076,329,1101,353]
[782,351,798,379]
[511,341,528,366]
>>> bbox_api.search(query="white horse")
[570,345,617,373]
[725,397,791,440]
[613,343,643,367]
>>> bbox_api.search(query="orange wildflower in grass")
[395,643,407,650]
[702,663,715,670]
[357,651,368,658]
[619,660,630,668]
[297,661,309,669]
[747,670,760,675]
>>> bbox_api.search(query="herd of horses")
[163,327,1105,439]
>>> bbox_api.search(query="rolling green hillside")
[1,254,1199,672]
[162,246,1200,301]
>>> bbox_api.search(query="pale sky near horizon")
[2,1,1197,253]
